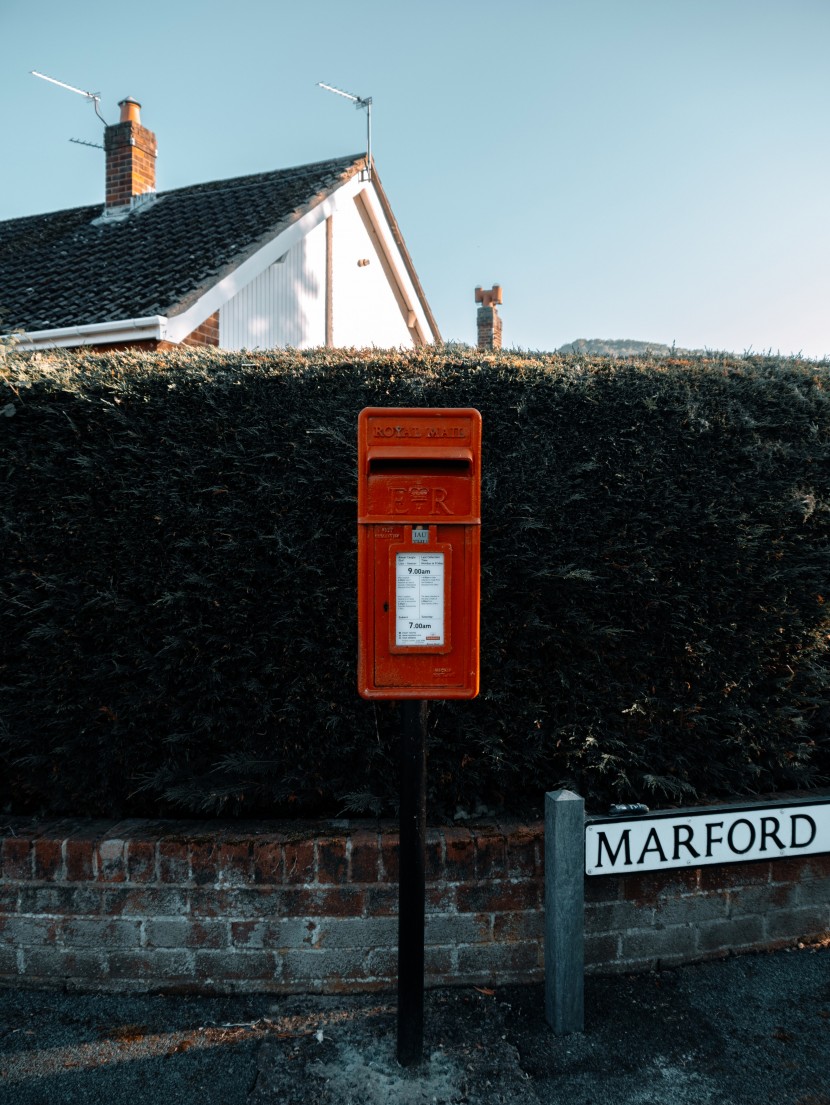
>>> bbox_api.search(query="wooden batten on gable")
[325,216,334,349]
[353,190,424,346]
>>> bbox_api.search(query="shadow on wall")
[220,231,325,350]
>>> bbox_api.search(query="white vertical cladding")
[219,221,327,349]
[331,195,414,349]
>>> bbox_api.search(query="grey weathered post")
[544,789,585,1034]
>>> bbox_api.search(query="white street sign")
[585,800,830,876]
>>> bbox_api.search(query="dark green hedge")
[1,347,828,820]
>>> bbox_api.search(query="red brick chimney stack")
[475,285,503,350]
[104,98,157,210]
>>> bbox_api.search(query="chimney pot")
[118,97,142,124]
[474,284,502,309]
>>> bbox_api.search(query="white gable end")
[219,221,327,350]
[331,195,413,348]
[214,179,422,352]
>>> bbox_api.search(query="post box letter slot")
[368,457,472,475]
[366,447,473,476]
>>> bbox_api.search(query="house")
[0,98,440,352]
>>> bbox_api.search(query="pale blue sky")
[2,0,828,356]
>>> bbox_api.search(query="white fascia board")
[14,316,167,351]
[164,174,368,344]
[356,184,434,342]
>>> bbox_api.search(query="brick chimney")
[104,98,157,210]
[475,285,503,350]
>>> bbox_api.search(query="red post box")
[357,407,481,699]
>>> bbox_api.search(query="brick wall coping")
[0,815,543,887]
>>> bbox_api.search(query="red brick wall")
[0,818,827,993]
[62,340,164,353]
[586,853,830,973]
[476,306,502,351]
[181,312,220,348]
[104,120,157,209]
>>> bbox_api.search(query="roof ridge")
[158,153,365,200]
[0,154,365,227]
[0,203,101,228]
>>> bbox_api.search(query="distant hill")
[557,338,692,357]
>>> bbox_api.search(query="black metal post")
[397,698,428,1066]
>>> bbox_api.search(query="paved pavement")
[0,944,827,1104]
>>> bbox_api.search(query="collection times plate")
[395,553,445,646]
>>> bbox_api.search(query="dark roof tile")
[0,154,362,332]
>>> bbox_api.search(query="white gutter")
[14,315,168,351]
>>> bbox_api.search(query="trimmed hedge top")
[2,346,829,820]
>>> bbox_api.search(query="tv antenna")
[317,82,372,181]
[30,70,110,134]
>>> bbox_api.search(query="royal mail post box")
[357,407,481,699]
